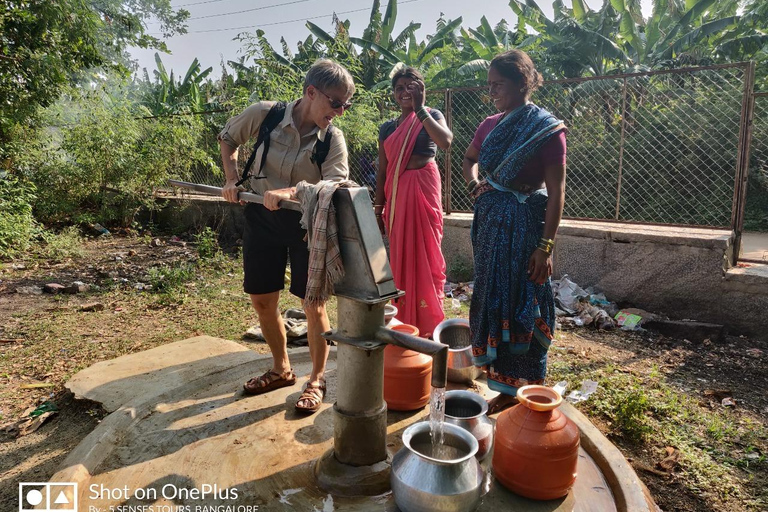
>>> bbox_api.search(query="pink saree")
[382,111,446,338]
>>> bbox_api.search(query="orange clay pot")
[492,385,580,500]
[383,324,432,411]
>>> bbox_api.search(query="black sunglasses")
[315,87,352,110]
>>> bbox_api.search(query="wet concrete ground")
[46,336,646,511]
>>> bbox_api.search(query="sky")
[131,0,653,79]
[131,0,554,78]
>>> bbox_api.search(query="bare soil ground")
[0,234,766,511]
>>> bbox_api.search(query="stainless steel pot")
[384,303,398,324]
[444,390,494,461]
[391,421,484,512]
[433,318,482,384]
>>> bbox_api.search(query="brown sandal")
[295,380,326,414]
[243,369,297,395]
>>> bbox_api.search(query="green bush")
[0,174,39,259]
[146,263,196,294]
[30,83,214,227]
[195,227,221,261]
[446,256,474,282]
[41,226,86,261]
[744,169,768,232]
[612,389,653,443]
[587,372,653,444]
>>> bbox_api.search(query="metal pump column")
[314,187,448,497]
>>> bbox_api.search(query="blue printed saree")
[470,103,566,396]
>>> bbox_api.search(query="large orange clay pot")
[492,385,580,500]
[383,324,432,411]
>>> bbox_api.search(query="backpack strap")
[310,125,335,173]
[236,101,287,187]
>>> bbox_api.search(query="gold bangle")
[537,237,554,255]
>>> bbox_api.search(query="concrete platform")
[49,336,654,511]
[66,336,258,413]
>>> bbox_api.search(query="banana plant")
[143,53,213,114]
[511,0,759,75]
[348,0,425,88]
[610,0,751,65]
[510,0,630,76]
[238,28,303,78]
[454,17,527,78]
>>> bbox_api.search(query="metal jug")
[391,421,484,512]
[444,390,494,461]
[433,319,482,384]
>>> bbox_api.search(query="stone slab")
[65,336,258,412]
[558,220,733,250]
[726,263,768,281]
[644,319,727,343]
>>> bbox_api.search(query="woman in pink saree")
[375,67,454,338]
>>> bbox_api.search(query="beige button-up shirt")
[218,100,349,195]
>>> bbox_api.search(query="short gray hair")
[303,59,356,96]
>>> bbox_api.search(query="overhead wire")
[147,0,316,25]
[187,0,313,20]
[149,0,423,35]
[176,0,239,7]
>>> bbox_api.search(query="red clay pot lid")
[517,385,563,412]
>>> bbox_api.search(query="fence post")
[615,77,628,220]
[731,61,757,266]
[444,89,453,215]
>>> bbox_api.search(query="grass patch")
[40,226,86,261]
[548,341,768,510]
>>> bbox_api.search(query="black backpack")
[236,101,334,188]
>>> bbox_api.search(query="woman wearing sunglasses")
[374,67,453,338]
[219,59,355,414]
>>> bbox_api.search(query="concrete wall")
[441,214,767,338]
[442,214,475,282]
[154,196,768,338]
[151,194,245,244]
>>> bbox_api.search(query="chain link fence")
[178,63,754,229]
[442,63,752,226]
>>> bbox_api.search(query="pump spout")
[375,326,448,389]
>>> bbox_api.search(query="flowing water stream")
[429,387,447,458]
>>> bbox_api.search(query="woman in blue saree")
[462,50,567,414]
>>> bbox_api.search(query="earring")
[519,88,525,93]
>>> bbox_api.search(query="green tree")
[0,0,188,164]
[0,174,38,259]
[30,81,212,225]
[509,0,767,77]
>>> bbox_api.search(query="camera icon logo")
[19,482,78,511]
